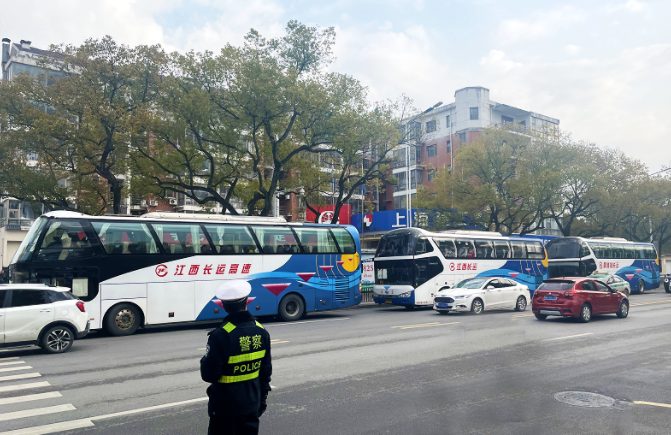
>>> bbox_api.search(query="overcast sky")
[2,0,670,170]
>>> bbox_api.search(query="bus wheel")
[278,294,304,322]
[637,280,645,294]
[105,303,141,336]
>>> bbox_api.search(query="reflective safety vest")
[217,320,267,384]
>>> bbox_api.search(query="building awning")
[493,104,530,119]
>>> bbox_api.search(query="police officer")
[201,280,272,435]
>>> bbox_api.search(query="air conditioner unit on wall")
[169,199,178,205]
[148,200,158,206]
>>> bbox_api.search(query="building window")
[363,158,370,170]
[470,107,478,120]
[459,132,466,143]
[426,120,436,133]
[394,196,407,210]
[501,115,513,125]
[427,144,437,158]
[428,169,437,181]
[445,115,450,128]
[415,147,422,164]
[446,140,451,153]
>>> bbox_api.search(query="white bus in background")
[373,228,548,308]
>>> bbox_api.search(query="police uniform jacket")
[200,311,272,418]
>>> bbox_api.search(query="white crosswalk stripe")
[0,366,32,373]
[0,382,50,393]
[0,404,76,422]
[0,373,41,382]
[0,392,62,406]
[0,361,25,367]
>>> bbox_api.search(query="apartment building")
[381,86,560,212]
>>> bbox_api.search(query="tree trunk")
[111,182,123,215]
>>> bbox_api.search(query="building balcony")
[0,218,34,231]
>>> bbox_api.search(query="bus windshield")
[546,238,581,259]
[10,216,48,264]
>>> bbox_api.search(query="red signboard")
[305,205,351,225]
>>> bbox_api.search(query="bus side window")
[330,228,357,254]
[623,245,635,259]
[579,243,591,258]
[35,220,98,261]
[526,242,544,259]
[435,239,456,258]
[251,226,301,254]
[292,228,338,254]
[475,240,494,259]
[456,239,475,259]
[510,241,527,259]
[203,225,259,254]
[611,244,624,259]
[494,241,510,259]
[92,222,158,255]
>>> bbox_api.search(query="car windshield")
[538,281,574,291]
[453,278,489,289]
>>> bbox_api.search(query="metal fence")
[361,284,374,302]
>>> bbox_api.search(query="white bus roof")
[392,227,521,241]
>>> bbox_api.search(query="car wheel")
[625,287,631,297]
[665,282,670,294]
[578,303,592,323]
[105,303,141,336]
[637,279,645,294]
[471,298,484,314]
[616,300,629,318]
[278,294,305,321]
[40,325,74,354]
[534,313,547,321]
[514,296,527,312]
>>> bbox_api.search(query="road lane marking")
[392,322,460,330]
[634,401,671,409]
[0,382,50,393]
[0,357,19,361]
[0,366,32,373]
[0,373,41,382]
[0,397,210,435]
[0,392,62,406]
[512,313,535,319]
[0,418,94,435]
[271,340,290,344]
[92,397,208,421]
[266,318,349,326]
[0,404,75,422]
[630,300,671,307]
[543,333,594,342]
[0,361,25,367]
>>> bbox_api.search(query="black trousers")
[208,413,259,435]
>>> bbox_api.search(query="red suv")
[532,277,629,323]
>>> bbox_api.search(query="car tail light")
[76,301,86,312]
[564,291,574,297]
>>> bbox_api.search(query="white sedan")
[433,277,530,314]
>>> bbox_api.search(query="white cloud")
[564,44,581,55]
[477,44,671,169]
[0,0,178,49]
[497,5,587,45]
[607,0,647,13]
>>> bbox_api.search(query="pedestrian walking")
[201,280,272,435]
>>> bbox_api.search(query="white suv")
[0,284,90,354]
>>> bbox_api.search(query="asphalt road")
[2,289,671,435]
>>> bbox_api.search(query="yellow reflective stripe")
[255,321,264,329]
[218,370,260,383]
[228,350,266,364]
[223,323,236,333]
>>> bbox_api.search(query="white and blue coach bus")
[9,211,362,335]
[373,228,548,308]
[545,236,660,293]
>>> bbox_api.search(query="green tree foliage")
[0,36,166,214]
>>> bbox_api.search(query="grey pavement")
[1,290,671,434]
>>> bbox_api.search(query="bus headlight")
[399,291,412,298]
